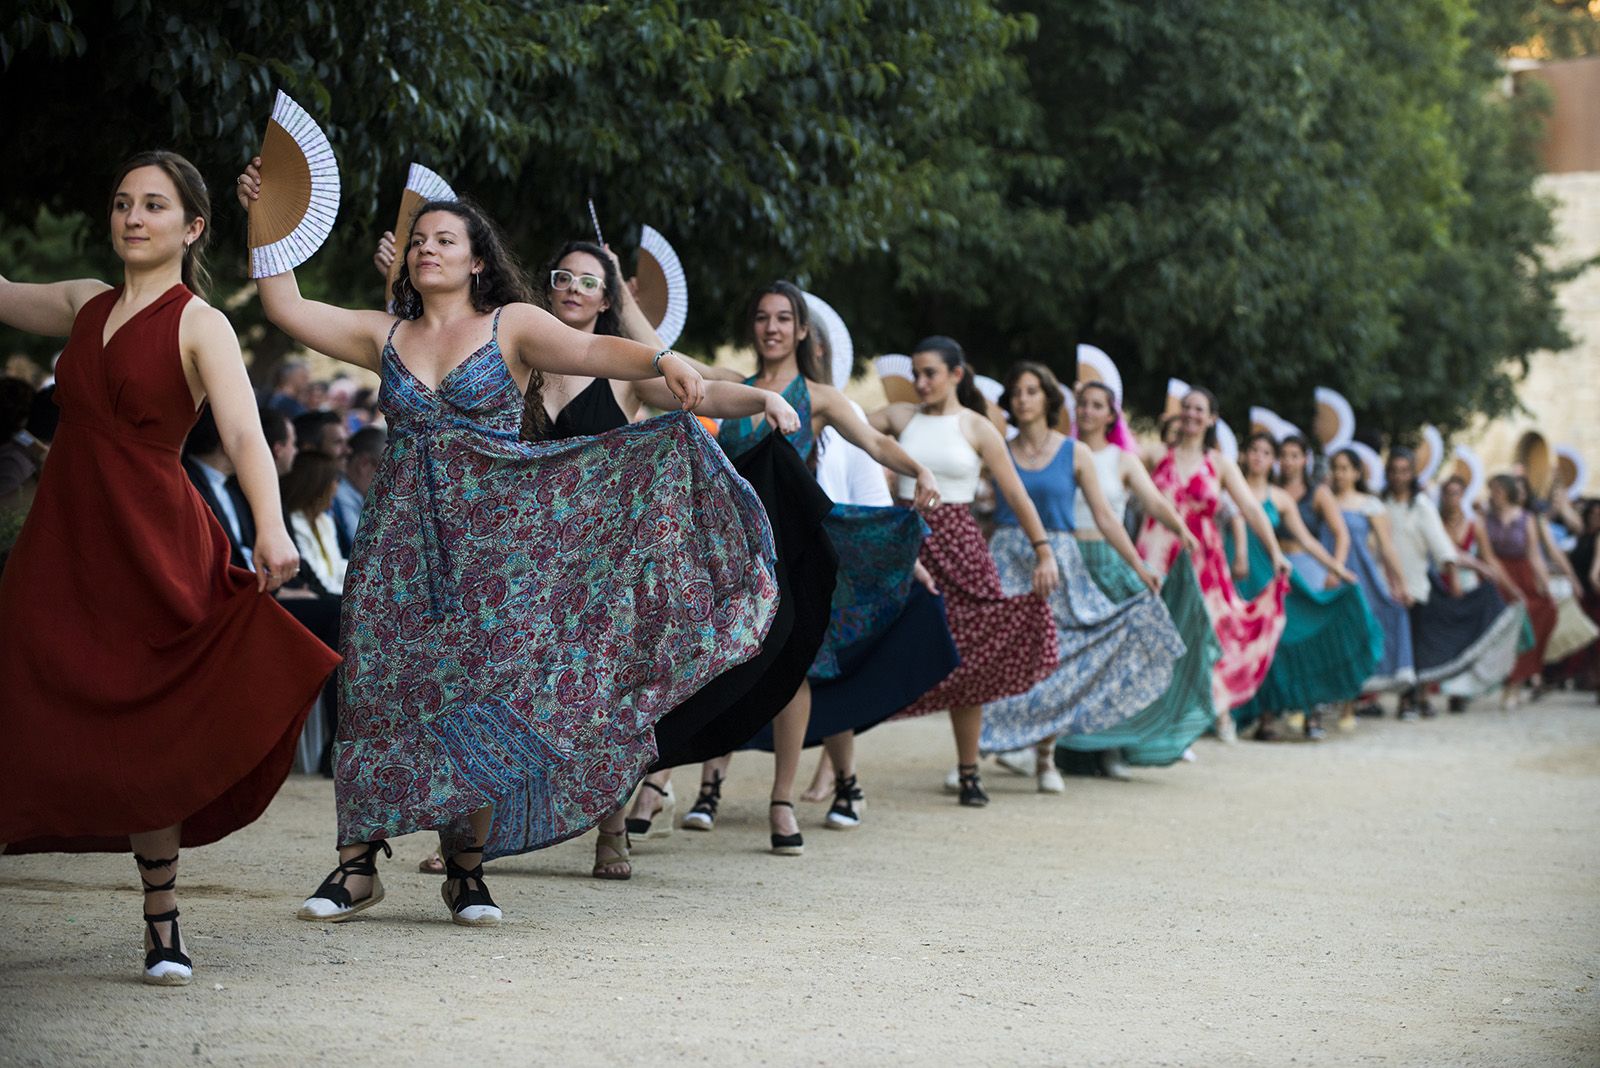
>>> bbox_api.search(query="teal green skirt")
[1058,540,1220,766]
[1229,527,1383,721]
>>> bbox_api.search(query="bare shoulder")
[178,299,239,347]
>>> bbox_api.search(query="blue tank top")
[995,438,1076,532]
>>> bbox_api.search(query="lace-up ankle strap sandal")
[769,800,804,856]
[681,774,722,832]
[136,854,192,986]
[442,853,502,927]
[957,764,989,808]
[624,780,675,839]
[825,774,865,830]
[297,841,392,922]
[592,830,633,881]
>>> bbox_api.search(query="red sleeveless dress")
[0,284,339,853]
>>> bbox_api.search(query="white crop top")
[1072,444,1127,531]
[896,412,982,503]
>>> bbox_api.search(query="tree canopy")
[1,0,1590,437]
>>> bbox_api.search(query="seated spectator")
[259,405,297,476]
[333,424,386,554]
[346,386,383,434]
[293,409,350,468]
[281,450,347,596]
[267,358,311,418]
[181,404,254,571]
[0,376,40,503]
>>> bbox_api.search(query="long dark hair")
[1332,447,1370,496]
[749,281,824,383]
[1382,446,1422,504]
[1000,361,1064,426]
[1275,433,1317,491]
[543,240,624,338]
[912,335,987,416]
[280,449,341,518]
[391,198,550,439]
[109,150,212,297]
[1184,387,1221,450]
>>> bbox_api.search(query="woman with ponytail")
[1056,380,1222,774]
[870,338,1061,806]
[1136,388,1291,739]
[0,152,339,986]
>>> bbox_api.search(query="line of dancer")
[2,146,1589,989]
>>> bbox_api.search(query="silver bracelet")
[652,348,676,375]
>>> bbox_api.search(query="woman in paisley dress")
[237,165,778,926]
[687,282,941,853]
[1137,388,1290,738]
[1055,381,1221,775]
[871,338,1061,807]
[978,363,1181,790]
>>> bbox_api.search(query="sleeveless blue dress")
[981,439,1185,752]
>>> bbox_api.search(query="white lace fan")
[387,163,456,292]
[873,354,917,405]
[635,225,688,349]
[1249,405,1303,443]
[1415,424,1444,486]
[1313,386,1356,451]
[1448,445,1485,511]
[1347,440,1385,492]
[1076,344,1123,405]
[802,292,853,387]
[248,91,340,279]
[1215,417,1239,462]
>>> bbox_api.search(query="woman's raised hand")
[235,157,262,211]
[373,232,396,278]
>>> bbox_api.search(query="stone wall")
[1464,170,1600,496]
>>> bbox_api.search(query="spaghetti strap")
[491,306,504,345]
[385,318,402,349]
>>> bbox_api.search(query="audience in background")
[266,358,311,419]
[181,405,254,571]
[333,425,385,553]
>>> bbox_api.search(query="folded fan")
[248,91,340,279]
[388,163,457,293]
[634,225,688,349]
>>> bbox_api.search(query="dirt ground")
[2,691,1597,1067]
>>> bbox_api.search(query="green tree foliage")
[0,0,1586,438]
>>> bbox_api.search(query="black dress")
[541,378,838,769]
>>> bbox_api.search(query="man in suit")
[333,425,386,556]
[181,405,255,570]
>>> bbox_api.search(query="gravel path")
[2,692,1597,1066]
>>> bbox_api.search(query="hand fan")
[973,374,1013,434]
[1215,417,1239,462]
[1249,405,1303,443]
[248,90,340,279]
[1515,430,1554,498]
[1448,446,1484,511]
[1556,445,1588,500]
[1415,424,1444,486]
[873,354,918,405]
[802,292,853,388]
[1347,440,1385,492]
[1075,344,1123,405]
[1313,387,1355,451]
[387,163,457,292]
[1164,377,1190,419]
[634,225,688,349]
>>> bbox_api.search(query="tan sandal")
[591,830,632,880]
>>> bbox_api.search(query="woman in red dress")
[0,152,339,986]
